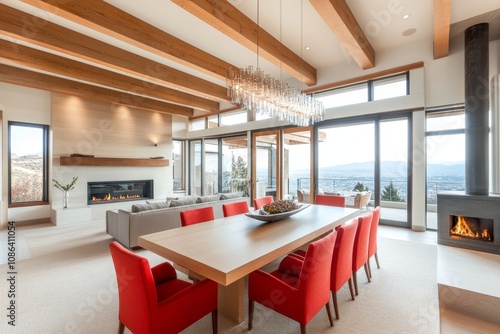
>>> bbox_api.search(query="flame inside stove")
[450,216,492,241]
[91,193,142,202]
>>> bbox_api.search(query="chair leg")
[348,278,355,301]
[248,299,254,330]
[375,252,380,269]
[367,259,372,279]
[332,291,339,319]
[325,302,334,327]
[353,271,358,296]
[118,321,125,334]
[211,309,218,334]
[364,263,371,283]
[300,323,306,334]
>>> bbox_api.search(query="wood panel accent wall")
[51,93,172,160]
[51,93,173,209]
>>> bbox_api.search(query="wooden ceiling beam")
[0,40,219,112]
[433,0,452,59]
[0,3,228,102]
[19,0,235,82]
[0,63,193,118]
[309,0,375,69]
[171,0,317,86]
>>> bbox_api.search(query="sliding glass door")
[283,128,313,202]
[317,114,411,227]
[252,131,280,200]
[379,117,410,227]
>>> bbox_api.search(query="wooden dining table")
[138,204,360,323]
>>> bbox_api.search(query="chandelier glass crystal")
[226,66,325,127]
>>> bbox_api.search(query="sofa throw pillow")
[220,191,243,200]
[169,196,197,207]
[197,193,221,203]
[146,201,170,210]
[131,203,152,212]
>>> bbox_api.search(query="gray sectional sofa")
[106,193,250,248]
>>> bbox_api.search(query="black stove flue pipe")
[464,23,489,195]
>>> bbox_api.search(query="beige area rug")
[0,221,439,334]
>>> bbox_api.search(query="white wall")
[0,83,51,229]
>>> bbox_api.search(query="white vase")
[63,191,69,210]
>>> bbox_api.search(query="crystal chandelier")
[226,0,324,127]
[226,66,324,126]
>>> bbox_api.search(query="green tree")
[223,154,248,194]
[352,182,369,192]
[381,181,404,202]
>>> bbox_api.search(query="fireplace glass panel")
[449,215,493,242]
[88,180,153,205]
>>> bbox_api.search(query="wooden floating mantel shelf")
[60,156,169,167]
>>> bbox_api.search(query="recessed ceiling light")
[403,14,411,19]
[402,28,417,36]
[305,46,311,51]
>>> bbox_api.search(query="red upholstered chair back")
[253,196,273,210]
[316,194,346,207]
[331,219,358,292]
[352,212,373,271]
[222,201,249,217]
[109,242,156,333]
[299,231,337,305]
[180,206,215,227]
[368,206,381,258]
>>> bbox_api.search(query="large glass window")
[204,139,219,195]
[314,73,409,109]
[373,74,408,100]
[188,136,249,196]
[172,140,185,191]
[222,136,249,194]
[189,140,202,195]
[284,129,312,202]
[317,122,374,194]
[9,122,49,205]
[426,110,465,230]
[220,111,247,126]
[315,83,368,108]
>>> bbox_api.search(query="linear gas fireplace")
[87,180,153,205]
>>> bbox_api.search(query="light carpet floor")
[0,220,439,334]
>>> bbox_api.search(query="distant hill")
[291,161,465,179]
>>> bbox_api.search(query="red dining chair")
[352,212,373,295]
[289,220,359,320]
[180,206,215,227]
[315,194,346,207]
[109,242,218,334]
[222,201,249,217]
[330,219,359,319]
[253,196,273,210]
[248,231,337,334]
[367,206,381,277]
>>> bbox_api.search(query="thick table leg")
[218,278,245,323]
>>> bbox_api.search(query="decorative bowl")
[245,204,309,222]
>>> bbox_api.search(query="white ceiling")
[1,0,500,113]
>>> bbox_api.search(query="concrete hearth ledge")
[437,245,500,325]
